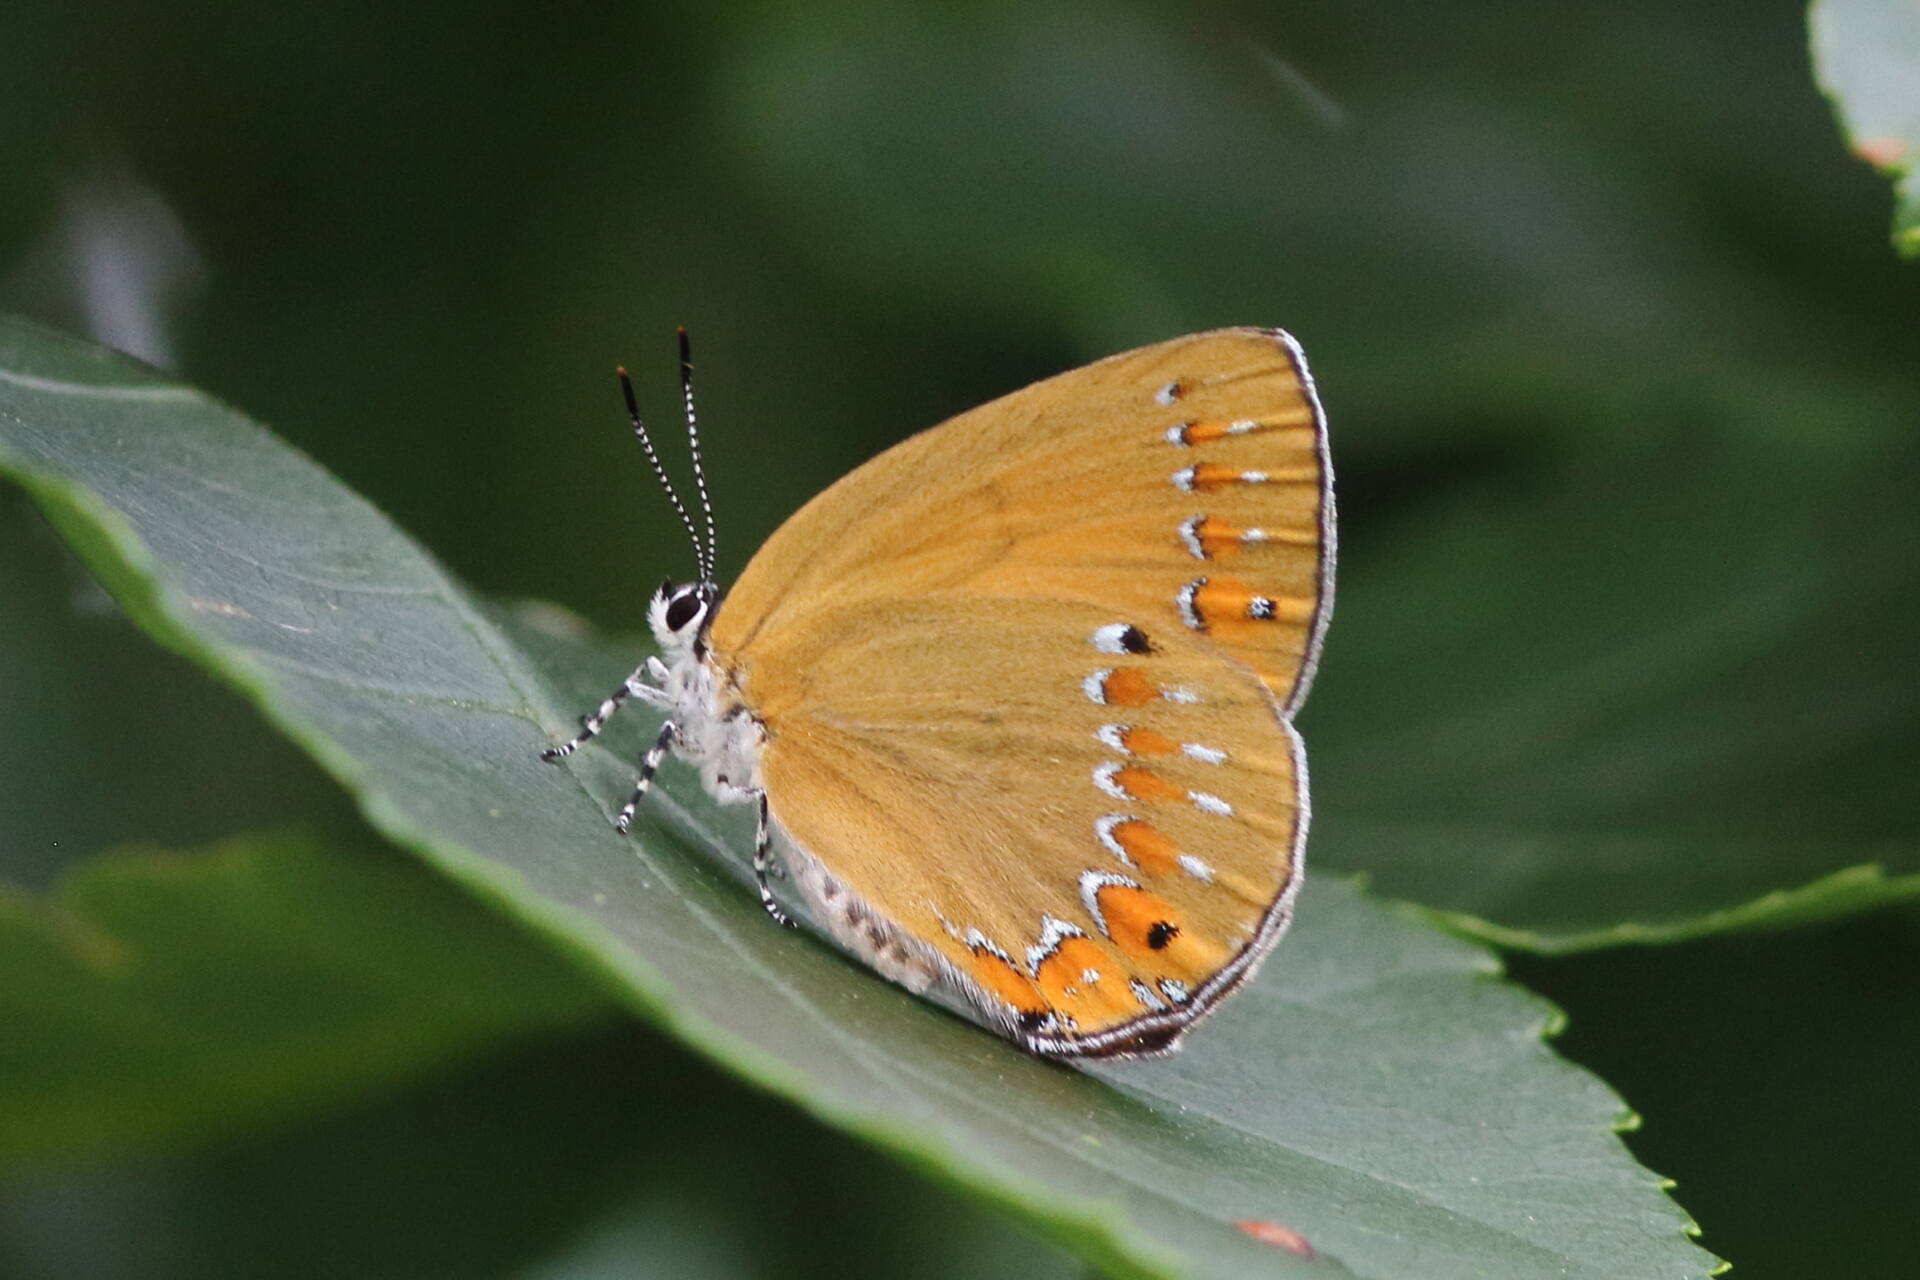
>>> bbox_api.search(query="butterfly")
[542,328,1334,1058]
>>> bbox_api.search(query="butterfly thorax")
[648,582,764,807]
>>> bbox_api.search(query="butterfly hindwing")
[748,595,1306,1055]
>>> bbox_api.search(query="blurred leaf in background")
[0,830,612,1173]
[2,0,1918,1275]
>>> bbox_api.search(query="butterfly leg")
[541,665,661,761]
[614,719,677,833]
[753,790,793,928]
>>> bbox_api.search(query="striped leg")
[541,666,652,762]
[753,791,793,928]
[614,719,677,833]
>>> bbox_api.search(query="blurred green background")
[3,0,1916,1276]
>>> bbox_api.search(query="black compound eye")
[664,592,703,632]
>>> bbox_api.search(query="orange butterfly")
[543,328,1334,1058]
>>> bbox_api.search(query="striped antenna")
[677,327,718,582]
[618,364,707,580]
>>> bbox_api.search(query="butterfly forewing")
[707,329,1332,1055]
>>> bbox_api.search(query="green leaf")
[0,316,1715,1277]
[0,830,612,1174]
[1812,0,1920,256]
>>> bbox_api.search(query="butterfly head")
[648,577,718,655]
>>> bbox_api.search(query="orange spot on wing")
[960,948,1048,1019]
[1110,820,1180,876]
[1186,516,1315,561]
[1184,462,1246,493]
[1193,577,1310,626]
[1120,726,1177,755]
[1173,412,1312,446]
[1179,419,1252,445]
[1033,936,1140,1022]
[1101,667,1156,706]
[1187,515,1243,560]
[1183,462,1318,492]
[1113,765,1184,803]
[1094,885,1229,975]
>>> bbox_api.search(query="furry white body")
[640,591,764,807]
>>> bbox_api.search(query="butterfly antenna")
[677,326,718,583]
[618,364,706,578]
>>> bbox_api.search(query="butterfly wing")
[707,329,1333,1055]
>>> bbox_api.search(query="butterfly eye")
[664,591,704,632]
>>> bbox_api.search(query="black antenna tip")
[677,327,692,365]
[616,366,641,418]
